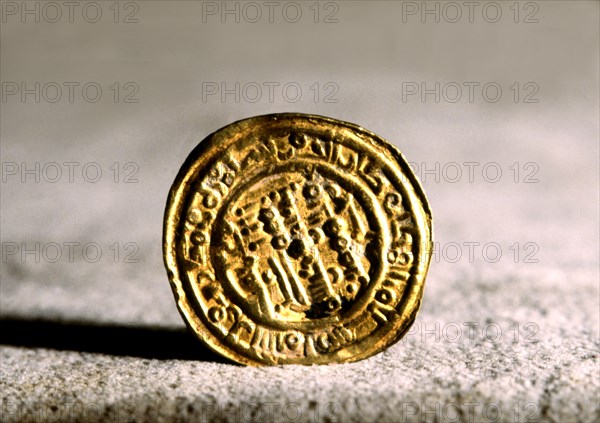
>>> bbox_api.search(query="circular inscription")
[164,113,433,365]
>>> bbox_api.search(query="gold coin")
[163,113,432,365]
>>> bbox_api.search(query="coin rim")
[163,112,433,366]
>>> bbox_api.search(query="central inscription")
[212,167,381,325]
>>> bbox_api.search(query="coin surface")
[163,113,432,365]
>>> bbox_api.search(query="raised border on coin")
[164,113,433,365]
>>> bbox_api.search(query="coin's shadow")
[0,316,231,363]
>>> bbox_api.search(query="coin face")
[164,113,432,365]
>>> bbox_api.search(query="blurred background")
[1,1,598,422]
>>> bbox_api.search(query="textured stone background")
[1,1,598,422]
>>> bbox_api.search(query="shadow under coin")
[0,316,231,363]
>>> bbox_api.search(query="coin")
[163,113,432,365]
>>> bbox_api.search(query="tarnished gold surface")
[163,113,433,365]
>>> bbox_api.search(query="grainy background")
[1,1,598,422]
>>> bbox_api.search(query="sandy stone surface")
[1,2,598,422]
